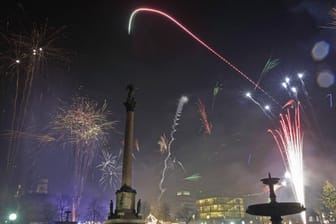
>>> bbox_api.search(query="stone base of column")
[105,185,144,224]
[105,218,145,224]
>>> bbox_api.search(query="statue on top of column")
[124,84,136,111]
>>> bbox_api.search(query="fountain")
[246,173,305,224]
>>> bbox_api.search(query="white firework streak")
[268,104,305,223]
[158,96,188,200]
[249,95,274,120]
[97,149,122,191]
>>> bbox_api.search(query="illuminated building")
[196,197,244,224]
[175,191,197,223]
[176,191,195,211]
[36,178,48,194]
[17,178,55,223]
[244,214,270,224]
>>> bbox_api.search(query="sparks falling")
[197,97,212,135]
[255,57,280,90]
[212,81,222,110]
[158,95,188,200]
[0,22,68,176]
[268,102,305,222]
[158,134,168,154]
[245,92,274,120]
[1,130,56,143]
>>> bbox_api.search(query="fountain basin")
[246,202,305,216]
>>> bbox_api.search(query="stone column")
[105,84,144,224]
[122,84,136,187]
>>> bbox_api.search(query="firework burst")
[52,96,116,219]
[97,149,122,191]
[0,22,69,177]
[53,97,116,145]
[268,102,305,222]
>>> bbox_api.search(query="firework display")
[268,104,304,204]
[128,7,278,104]
[1,3,336,224]
[245,92,274,119]
[254,57,280,92]
[0,22,68,176]
[52,96,116,219]
[158,95,188,200]
[268,103,305,222]
[212,81,222,110]
[184,173,201,181]
[1,130,56,143]
[97,149,122,191]
[53,97,115,145]
[197,97,212,135]
[158,134,168,154]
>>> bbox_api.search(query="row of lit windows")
[197,198,243,206]
[197,197,245,220]
[199,211,245,219]
[199,205,244,212]
[199,210,243,216]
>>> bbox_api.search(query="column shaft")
[122,111,134,187]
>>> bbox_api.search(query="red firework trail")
[197,98,212,135]
[282,99,296,109]
[128,8,278,104]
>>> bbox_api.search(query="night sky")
[1,0,336,217]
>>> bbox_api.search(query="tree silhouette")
[321,180,336,223]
